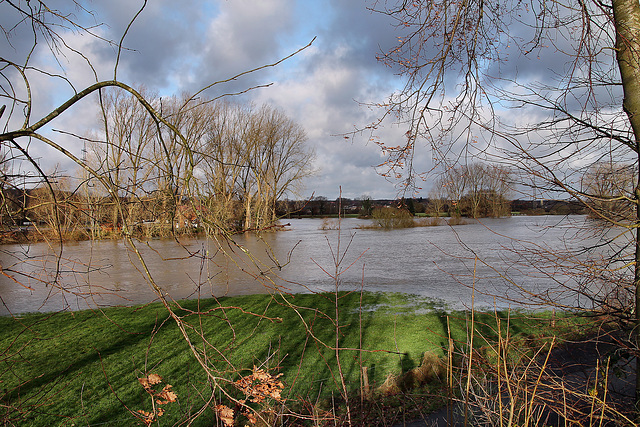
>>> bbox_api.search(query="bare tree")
[368,0,640,415]
[197,102,313,232]
[582,161,637,223]
[428,163,511,217]
[200,101,250,231]
[246,104,314,230]
[426,185,446,217]
[484,163,513,217]
[462,164,486,218]
[0,149,24,231]
[437,165,467,217]
[26,174,84,241]
[89,87,159,233]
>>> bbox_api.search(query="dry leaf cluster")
[136,408,165,424]
[234,365,285,403]
[135,373,178,425]
[215,366,285,426]
[215,404,235,426]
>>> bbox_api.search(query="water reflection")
[0,216,628,314]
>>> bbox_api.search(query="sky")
[2,0,416,200]
[1,0,624,201]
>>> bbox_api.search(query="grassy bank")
[0,291,588,426]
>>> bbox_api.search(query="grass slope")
[0,291,584,425]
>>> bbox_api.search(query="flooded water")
[0,215,627,314]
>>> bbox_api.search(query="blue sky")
[1,0,423,199]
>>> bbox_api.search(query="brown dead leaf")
[138,373,163,391]
[234,366,285,403]
[245,411,257,424]
[138,378,151,390]
[147,373,163,385]
[155,384,178,404]
[215,404,235,427]
[136,409,156,425]
[134,374,175,424]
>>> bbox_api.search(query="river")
[0,215,627,314]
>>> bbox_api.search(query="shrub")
[372,207,415,229]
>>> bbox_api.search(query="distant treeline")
[278,197,587,218]
[0,186,587,243]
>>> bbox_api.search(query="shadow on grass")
[0,307,177,425]
[0,292,575,426]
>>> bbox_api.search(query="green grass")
[0,291,587,426]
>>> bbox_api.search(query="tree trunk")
[244,192,252,230]
[636,185,640,413]
[612,0,640,412]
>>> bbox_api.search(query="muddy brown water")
[0,216,625,315]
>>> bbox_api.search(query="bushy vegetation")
[371,206,415,228]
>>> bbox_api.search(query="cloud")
[250,28,407,199]
[88,0,210,91]
[175,0,300,98]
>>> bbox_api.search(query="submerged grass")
[0,291,588,426]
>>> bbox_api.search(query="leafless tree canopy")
[369,0,640,409]
[427,163,512,218]
[369,0,637,191]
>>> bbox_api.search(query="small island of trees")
[0,91,315,241]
